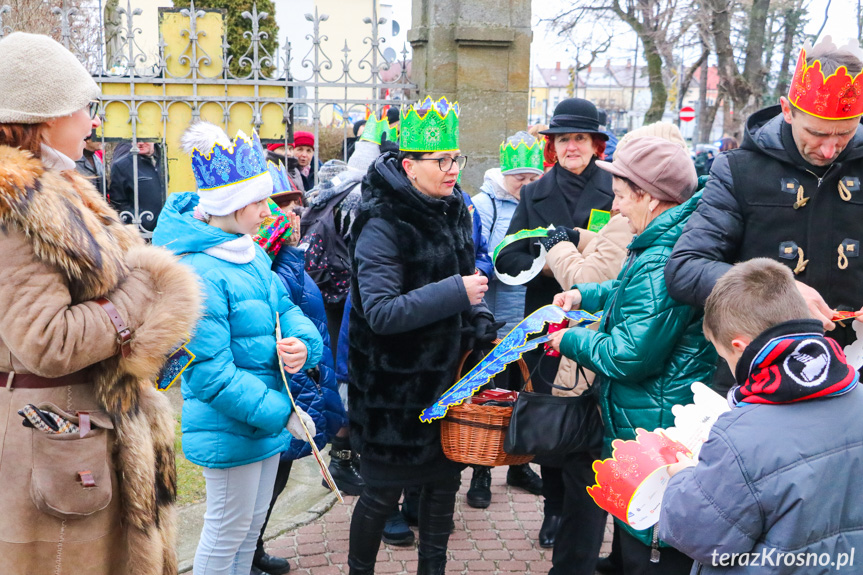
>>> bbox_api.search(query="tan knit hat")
[0,32,100,124]
[617,121,686,155]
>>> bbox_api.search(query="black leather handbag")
[504,364,604,457]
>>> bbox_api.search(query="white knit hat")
[0,32,100,124]
[181,122,273,216]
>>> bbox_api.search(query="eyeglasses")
[413,155,468,172]
[88,101,100,120]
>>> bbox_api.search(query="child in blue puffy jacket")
[152,122,323,575]
[249,183,349,574]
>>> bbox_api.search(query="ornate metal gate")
[0,0,415,237]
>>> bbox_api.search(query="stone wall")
[409,0,532,193]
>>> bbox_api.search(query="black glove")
[473,314,506,346]
[538,226,580,251]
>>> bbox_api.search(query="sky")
[528,0,857,69]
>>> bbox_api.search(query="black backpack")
[299,187,355,304]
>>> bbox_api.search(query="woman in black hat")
[495,97,612,575]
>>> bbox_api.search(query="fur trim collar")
[0,145,142,301]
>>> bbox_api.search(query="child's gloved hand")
[278,337,308,373]
[286,407,316,442]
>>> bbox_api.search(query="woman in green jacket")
[548,136,717,575]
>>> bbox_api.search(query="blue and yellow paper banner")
[155,342,194,391]
[420,305,601,423]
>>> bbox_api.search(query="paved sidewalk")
[261,464,614,575]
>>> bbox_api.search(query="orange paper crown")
[587,429,691,529]
[788,36,863,120]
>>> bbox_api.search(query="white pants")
[193,454,280,575]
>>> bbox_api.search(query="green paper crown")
[360,113,388,145]
[500,136,544,174]
[399,96,460,152]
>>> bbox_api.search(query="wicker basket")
[440,340,534,467]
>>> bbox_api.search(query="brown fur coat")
[0,145,201,575]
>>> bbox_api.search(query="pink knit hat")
[596,136,697,204]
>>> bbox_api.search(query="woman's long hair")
[0,123,46,157]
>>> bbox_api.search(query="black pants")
[255,457,294,558]
[324,300,345,363]
[619,527,693,575]
[549,452,607,575]
[541,465,565,514]
[348,473,461,573]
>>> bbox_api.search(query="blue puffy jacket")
[462,191,493,277]
[271,246,348,459]
[473,169,526,335]
[152,192,323,469]
[335,291,351,386]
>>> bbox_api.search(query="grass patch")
[174,416,207,506]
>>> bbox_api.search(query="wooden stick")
[276,314,344,503]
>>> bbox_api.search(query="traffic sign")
[679,106,696,122]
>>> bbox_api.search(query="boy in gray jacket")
[660,258,863,574]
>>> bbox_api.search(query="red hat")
[788,37,863,120]
[292,131,314,148]
[266,142,287,152]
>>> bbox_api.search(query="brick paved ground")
[263,464,613,574]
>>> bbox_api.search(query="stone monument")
[409,0,532,193]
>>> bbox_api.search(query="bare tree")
[549,0,694,124]
[773,0,807,101]
[1,0,103,73]
[704,0,772,139]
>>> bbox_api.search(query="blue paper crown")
[267,160,292,195]
[190,130,268,191]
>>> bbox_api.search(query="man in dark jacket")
[666,39,863,382]
[75,134,105,184]
[109,141,165,233]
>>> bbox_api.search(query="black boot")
[506,463,543,495]
[401,487,420,526]
[252,549,291,575]
[466,466,492,509]
[325,435,365,496]
[538,513,561,548]
[382,509,415,546]
[417,557,446,575]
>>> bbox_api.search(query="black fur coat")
[348,153,481,476]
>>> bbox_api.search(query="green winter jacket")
[559,191,717,546]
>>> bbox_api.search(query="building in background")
[274,0,410,125]
[529,59,650,133]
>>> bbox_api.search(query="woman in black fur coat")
[346,146,496,575]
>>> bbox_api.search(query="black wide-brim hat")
[540,97,609,140]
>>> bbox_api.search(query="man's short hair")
[808,50,863,77]
[704,258,811,347]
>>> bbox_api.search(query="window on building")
[531,96,536,108]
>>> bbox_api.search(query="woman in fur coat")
[0,33,201,575]
[346,99,495,575]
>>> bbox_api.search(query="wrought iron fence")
[0,0,415,237]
